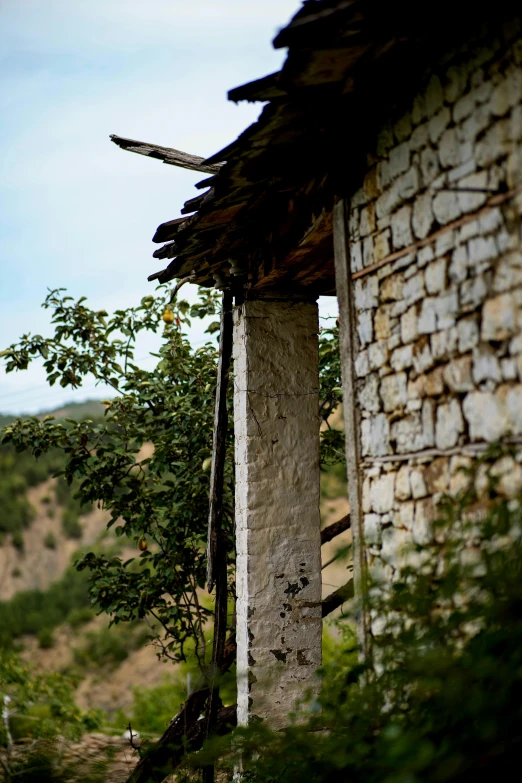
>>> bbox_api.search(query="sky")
[0,0,337,414]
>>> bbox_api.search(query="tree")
[0,286,343,670]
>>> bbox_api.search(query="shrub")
[73,623,149,670]
[38,628,54,649]
[12,529,24,551]
[44,532,57,549]
[66,607,93,628]
[61,509,82,540]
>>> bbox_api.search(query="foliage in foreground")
[195,456,522,783]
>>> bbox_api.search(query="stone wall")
[344,24,522,617]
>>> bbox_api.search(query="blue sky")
[0,0,336,414]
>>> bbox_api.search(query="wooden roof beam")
[110,134,223,174]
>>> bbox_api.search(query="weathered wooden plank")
[320,513,351,545]
[333,197,370,661]
[110,134,222,174]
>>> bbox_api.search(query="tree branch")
[320,513,351,545]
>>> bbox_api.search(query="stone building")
[113,0,522,729]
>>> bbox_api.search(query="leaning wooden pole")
[204,289,234,783]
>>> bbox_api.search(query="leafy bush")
[73,623,150,670]
[38,628,54,649]
[12,529,25,551]
[66,607,93,628]
[43,532,57,550]
[61,508,82,540]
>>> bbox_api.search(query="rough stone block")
[435,398,464,449]
[358,372,381,413]
[463,390,508,441]
[426,74,444,115]
[454,91,476,123]
[429,106,451,143]
[431,327,458,360]
[435,290,459,330]
[354,276,379,311]
[370,473,396,514]
[401,305,419,343]
[375,306,393,340]
[381,525,409,566]
[481,293,517,340]
[493,254,522,293]
[361,413,391,457]
[390,344,414,371]
[411,122,429,151]
[413,498,435,545]
[501,357,518,380]
[360,203,377,237]
[476,118,511,167]
[403,271,425,304]
[460,275,487,312]
[443,355,474,391]
[433,190,462,224]
[380,372,407,412]
[472,345,501,385]
[374,229,391,262]
[400,166,422,201]
[425,366,445,395]
[445,64,467,104]
[410,468,428,499]
[391,205,413,249]
[424,457,450,494]
[506,384,522,434]
[395,464,411,500]
[388,142,411,179]
[418,245,435,266]
[412,337,434,373]
[357,310,374,346]
[420,147,440,184]
[425,258,447,294]
[398,500,415,530]
[381,272,405,302]
[412,191,435,239]
[355,349,370,378]
[369,341,388,371]
[364,513,382,545]
[449,244,468,284]
[468,235,498,264]
[350,241,363,273]
[391,412,427,452]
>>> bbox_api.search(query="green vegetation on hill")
[0,446,62,538]
[0,566,92,649]
[0,400,104,545]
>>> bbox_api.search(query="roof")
[112,0,517,296]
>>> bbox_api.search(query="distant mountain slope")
[0,398,107,426]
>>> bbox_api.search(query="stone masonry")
[343,23,522,633]
[233,297,322,728]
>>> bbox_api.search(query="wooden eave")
[112,0,519,296]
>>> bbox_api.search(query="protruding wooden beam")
[110,134,223,174]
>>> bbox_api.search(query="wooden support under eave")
[333,197,370,661]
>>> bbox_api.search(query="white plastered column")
[233,296,322,729]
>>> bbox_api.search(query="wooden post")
[333,198,370,660]
[204,289,233,783]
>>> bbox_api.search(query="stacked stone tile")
[346,24,522,601]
